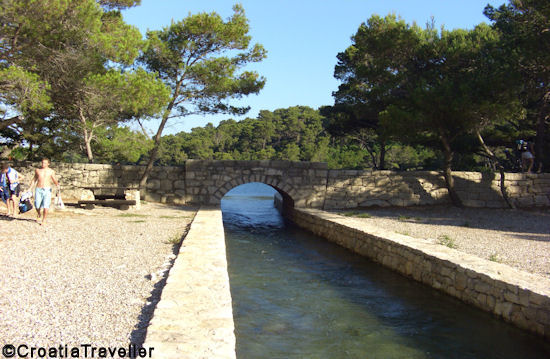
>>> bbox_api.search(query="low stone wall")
[5,161,549,209]
[324,170,550,209]
[6,162,186,204]
[144,207,236,359]
[286,208,550,339]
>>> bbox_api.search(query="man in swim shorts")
[30,158,59,225]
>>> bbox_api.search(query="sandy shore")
[0,203,196,348]
[332,206,550,277]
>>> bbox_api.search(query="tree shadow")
[353,205,550,237]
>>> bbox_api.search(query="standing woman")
[0,162,25,217]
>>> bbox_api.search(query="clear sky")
[122,0,501,134]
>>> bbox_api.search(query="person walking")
[518,139,535,173]
[0,162,25,217]
[29,158,59,225]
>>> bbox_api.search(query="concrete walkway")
[144,207,236,359]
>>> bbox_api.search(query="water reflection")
[222,183,550,359]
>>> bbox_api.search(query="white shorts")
[521,151,534,160]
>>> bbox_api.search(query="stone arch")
[212,175,296,208]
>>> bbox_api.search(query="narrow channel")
[221,183,550,359]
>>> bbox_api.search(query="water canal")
[221,183,550,359]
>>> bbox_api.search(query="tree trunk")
[378,139,386,170]
[139,107,172,189]
[534,91,549,173]
[78,108,94,163]
[84,135,94,163]
[440,135,462,207]
[476,130,515,209]
[139,77,183,190]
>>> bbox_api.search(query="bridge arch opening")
[217,181,294,212]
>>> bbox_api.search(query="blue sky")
[122,0,501,134]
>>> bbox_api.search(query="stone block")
[389,198,404,206]
[534,195,550,206]
[359,199,390,207]
[147,179,161,190]
[494,301,514,319]
[80,190,94,201]
[455,273,468,291]
[174,180,185,189]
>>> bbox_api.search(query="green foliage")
[92,125,153,164]
[137,4,267,186]
[484,0,550,170]
[0,66,51,116]
[0,0,164,162]
[326,15,423,170]
[326,144,367,169]
[385,144,438,170]
[438,235,457,249]
[151,105,444,170]
[98,0,141,10]
[156,106,334,164]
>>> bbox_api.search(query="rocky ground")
[333,206,550,277]
[0,202,197,349]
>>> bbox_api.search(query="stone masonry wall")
[286,208,550,339]
[324,170,550,209]
[8,162,186,204]
[5,161,550,209]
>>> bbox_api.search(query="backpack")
[517,140,528,152]
[19,197,33,213]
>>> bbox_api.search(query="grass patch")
[130,220,146,223]
[398,215,412,221]
[342,211,358,217]
[438,235,457,249]
[462,221,471,228]
[488,253,501,263]
[341,211,371,218]
[396,231,410,236]
[165,234,183,245]
[413,217,422,221]
[117,213,148,218]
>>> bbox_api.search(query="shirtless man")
[30,158,59,225]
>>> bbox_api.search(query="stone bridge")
[184,160,328,208]
[10,160,550,209]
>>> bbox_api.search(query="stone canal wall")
[285,208,550,339]
[143,207,236,359]
[5,161,550,209]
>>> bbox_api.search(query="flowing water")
[221,183,550,359]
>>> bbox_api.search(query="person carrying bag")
[54,186,65,210]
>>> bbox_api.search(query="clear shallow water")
[221,183,550,359]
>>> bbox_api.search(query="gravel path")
[332,206,550,277]
[0,203,196,349]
